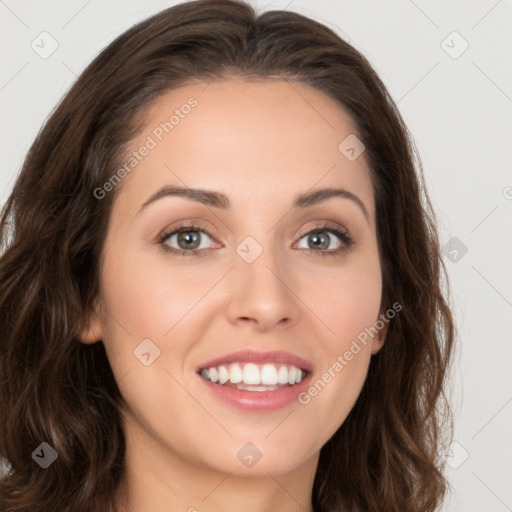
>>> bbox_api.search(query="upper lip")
[197,349,313,374]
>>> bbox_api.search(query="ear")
[370,312,389,355]
[77,300,103,344]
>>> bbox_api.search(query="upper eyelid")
[158,221,218,243]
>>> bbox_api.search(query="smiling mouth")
[198,362,308,392]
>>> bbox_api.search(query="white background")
[1,1,511,511]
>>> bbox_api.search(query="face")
[81,78,386,485]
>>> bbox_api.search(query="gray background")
[1,1,511,510]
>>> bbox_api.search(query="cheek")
[295,252,382,423]
[301,251,383,348]
[97,240,224,384]
[99,243,201,339]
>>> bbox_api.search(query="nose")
[224,238,301,332]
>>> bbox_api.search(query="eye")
[158,223,217,257]
[157,221,354,258]
[295,223,354,257]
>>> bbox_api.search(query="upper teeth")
[200,363,305,386]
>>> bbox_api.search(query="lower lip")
[198,373,312,411]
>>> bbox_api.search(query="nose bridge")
[234,231,286,291]
[225,230,299,329]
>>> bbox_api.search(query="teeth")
[261,364,278,385]
[289,367,303,384]
[229,363,243,383]
[235,384,282,392]
[200,362,306,387]
[218,365,230,385]
[277,365,289,384]
[208,367,219,383]
[243,363,261,385]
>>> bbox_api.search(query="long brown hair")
[0,1,455,510]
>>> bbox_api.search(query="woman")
[0,1,455,511]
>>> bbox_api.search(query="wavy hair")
[0,1,455,510]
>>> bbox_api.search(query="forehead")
[113,78,374,218]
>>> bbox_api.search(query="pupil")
[310,232,328,250]
[178,231,200,250]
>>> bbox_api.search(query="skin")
[80,78,387,512]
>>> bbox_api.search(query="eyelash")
[157,222,354,258]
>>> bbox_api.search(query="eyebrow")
[138,185,369,222]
